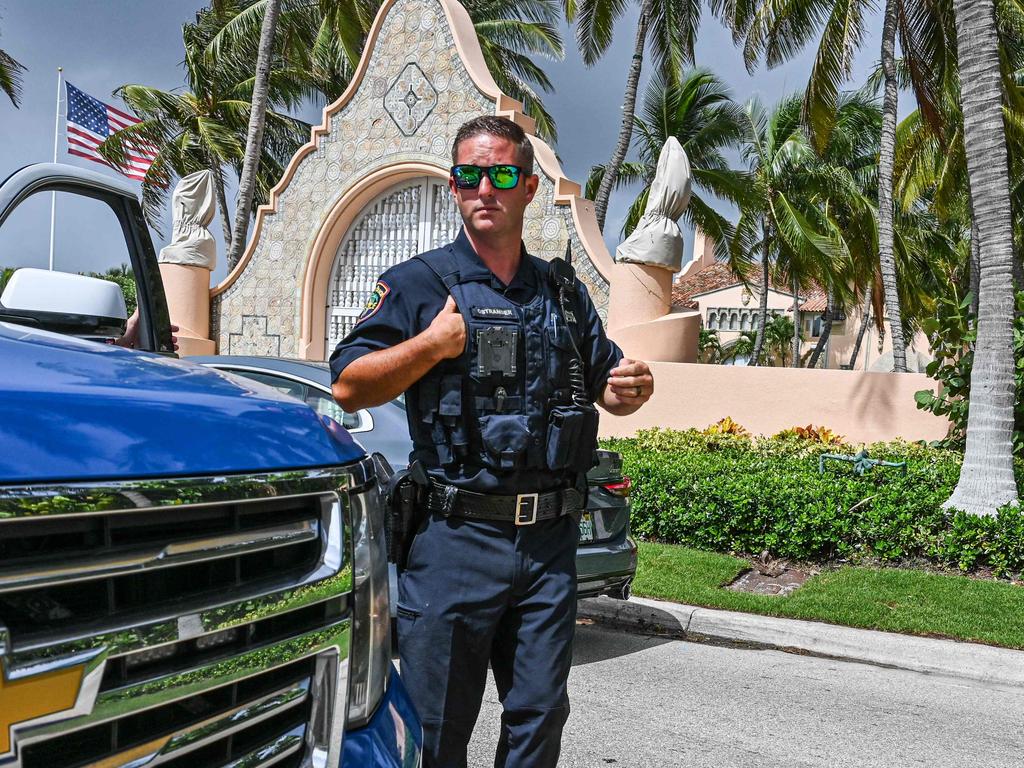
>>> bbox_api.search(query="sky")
[0,0,884,285]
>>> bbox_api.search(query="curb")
[577,595,1024,689]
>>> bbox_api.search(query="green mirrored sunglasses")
[450,164,523,190]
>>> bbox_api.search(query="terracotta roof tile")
[671,263,742,306]
[671,262,827,312]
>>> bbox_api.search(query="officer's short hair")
[451,116,535,175]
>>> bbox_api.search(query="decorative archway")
[210,0,616,359]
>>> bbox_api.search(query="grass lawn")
[633,542,1024,649]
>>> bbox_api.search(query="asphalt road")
[467,623,1024,767]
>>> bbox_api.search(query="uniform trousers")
[396,509,579,768]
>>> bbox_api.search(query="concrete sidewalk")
[577,595,1024,690]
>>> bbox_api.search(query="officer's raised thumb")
[442,295,459,314]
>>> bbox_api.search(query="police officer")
[330,115,653,768]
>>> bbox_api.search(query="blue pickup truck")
[0,164,421,767]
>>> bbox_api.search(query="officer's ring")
[634,385,642,398]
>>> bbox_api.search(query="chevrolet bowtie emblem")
[0,660,84,755]
[0,626,105,763]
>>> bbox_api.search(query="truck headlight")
[346,462,391,727]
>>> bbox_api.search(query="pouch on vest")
[546,404,600,472]
[479,413,531,469]
[416,374,467,467]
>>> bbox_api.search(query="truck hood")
[0,322,364,484]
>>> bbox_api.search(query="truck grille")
[21,657,315,768]
[0,466,370,768]
[0,494,326,645]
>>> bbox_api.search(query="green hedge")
[602,429,1024,578]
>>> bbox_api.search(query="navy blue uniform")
[330,229,623,767]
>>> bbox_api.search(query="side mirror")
[0,268,128,338]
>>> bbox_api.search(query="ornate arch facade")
[210,0,615,360]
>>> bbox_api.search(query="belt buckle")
[515,493,539,525]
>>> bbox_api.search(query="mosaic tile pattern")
[384,62,439,135]
[215,0,609,358]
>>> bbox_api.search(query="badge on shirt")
[356,280,390,325]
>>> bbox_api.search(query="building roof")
[671,262,827,312]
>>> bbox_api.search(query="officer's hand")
[427,295,466,359]
[606,358,654,405]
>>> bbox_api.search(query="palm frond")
[0,48,27,107]
[574,0,629,66]
[802,0,867,153]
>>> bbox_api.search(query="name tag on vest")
[471,306,516,320]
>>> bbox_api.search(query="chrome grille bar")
[0,520,319,592]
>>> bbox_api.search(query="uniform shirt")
[329,228,624,494]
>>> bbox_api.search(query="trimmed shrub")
[602,428,1024,578]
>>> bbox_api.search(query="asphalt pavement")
[467,623,1024,767]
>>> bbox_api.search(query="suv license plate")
[579,512,594,543]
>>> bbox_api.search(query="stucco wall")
[210,0,608,359]
[826,303,932,373]
[598,362,949,444]
[693,283,934,373]
[700,284,795,312]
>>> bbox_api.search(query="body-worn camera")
[475,326,518,378]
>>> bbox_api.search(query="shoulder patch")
[356,280,390,325]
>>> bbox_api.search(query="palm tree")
[585,69,747,258]
[764,313,796,365]
[733,96,849,367]
[100,4,312,255]
[717,0,954,372]
[726,314,795,365]
[573,0,701,231]
[698,328,724,363]
[944,0,1019,516]
[226,0,282,270]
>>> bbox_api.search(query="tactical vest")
[411,248,598,477]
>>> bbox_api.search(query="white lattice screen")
[327,178,460,350]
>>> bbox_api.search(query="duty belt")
[427,480,583,525]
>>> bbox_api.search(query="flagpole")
[48,68,63,271]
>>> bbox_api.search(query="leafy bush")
[84,265,138,316]
[773,424,845,445]
[915,291,1024,455]
[702,416,748,436]
[603,428,1024,578]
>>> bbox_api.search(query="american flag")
[65,81,157,181]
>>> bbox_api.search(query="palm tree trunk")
[878,0,908,372]
[807,291,834,368]
[212,165,233,254]
[592,0,653,233]
[848,291,872,370]
[750,222,771,366]
[225,0,282,271]
[790,273,801,368]
[970,217,980,319]
[945,0,1019,516]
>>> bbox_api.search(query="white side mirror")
[1,268,128,337]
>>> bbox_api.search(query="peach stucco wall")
[701,284,795,312]
[598,362,949,444]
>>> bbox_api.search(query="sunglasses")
[450,164,524,190]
